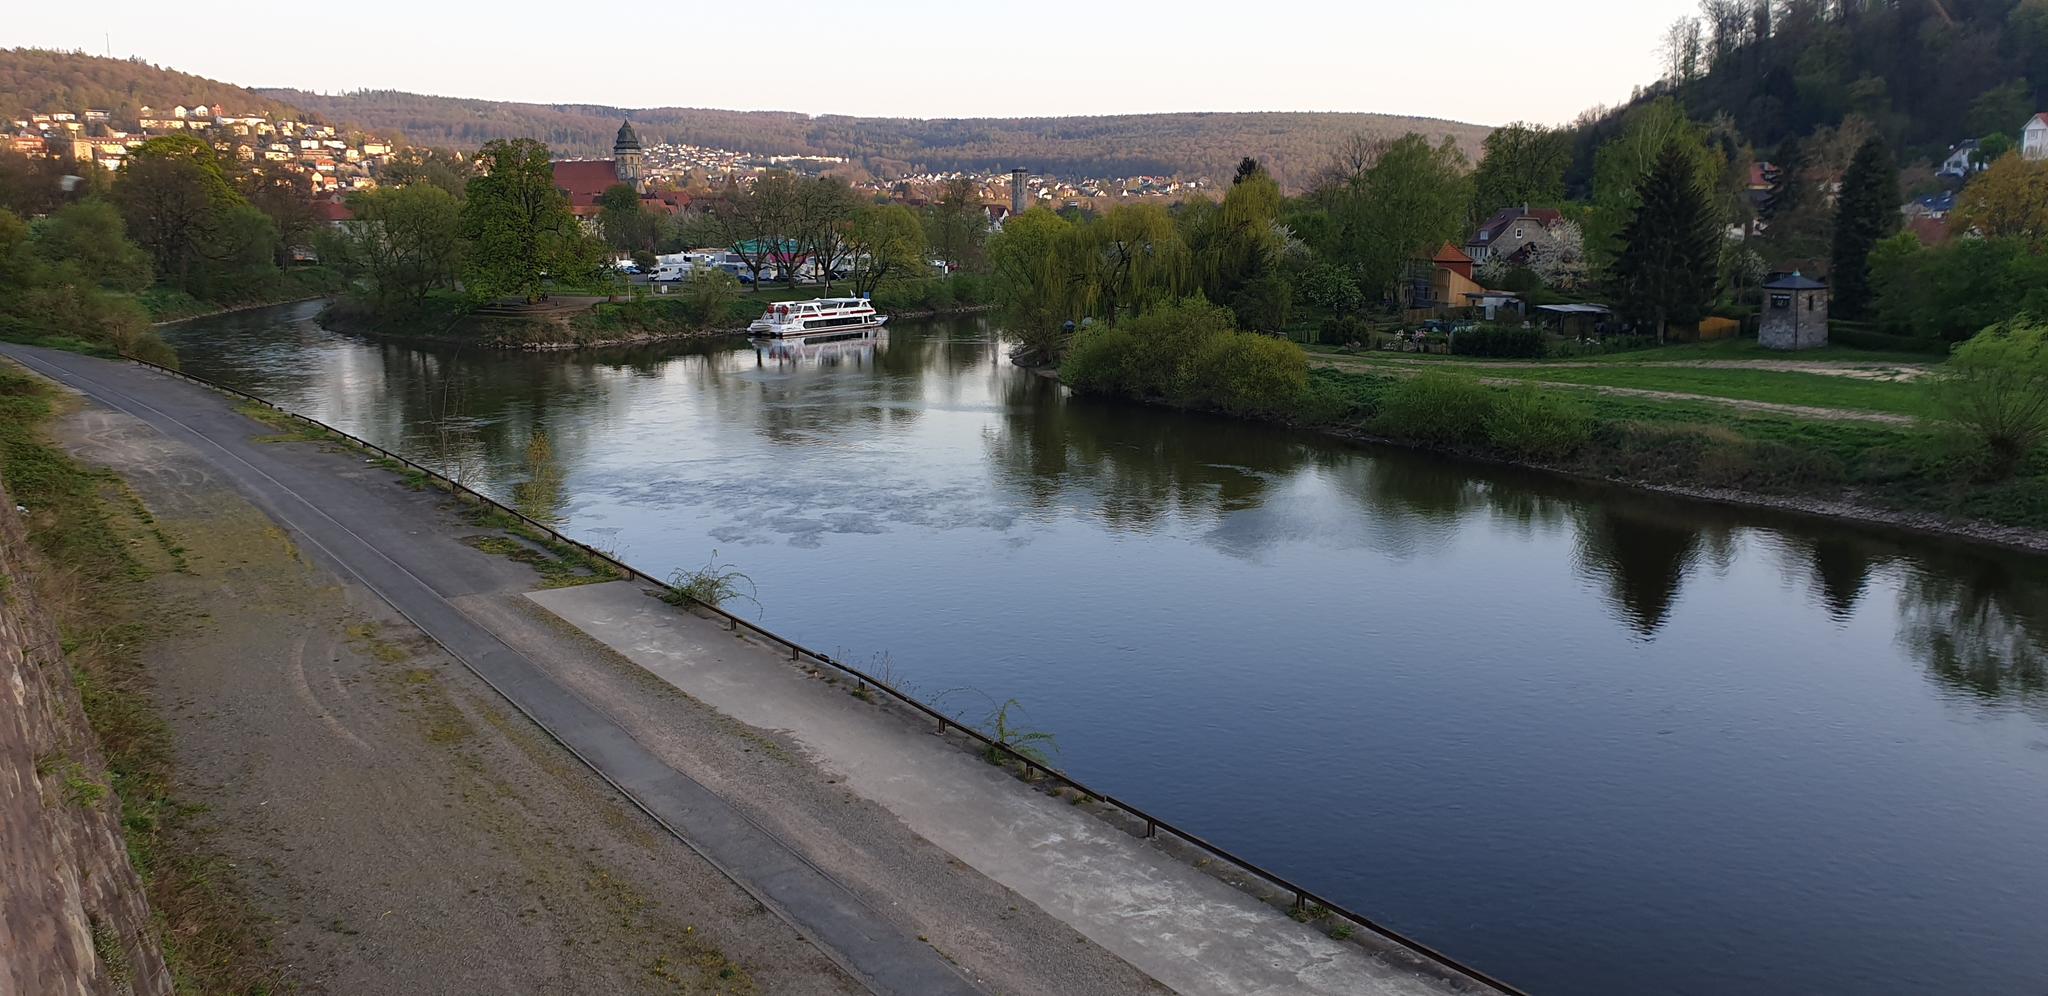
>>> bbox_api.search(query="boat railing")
[121,353,1529,996]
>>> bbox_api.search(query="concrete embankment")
[0,343,1514,996]
[0,481,170,996]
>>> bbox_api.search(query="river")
[158,300,2048,995]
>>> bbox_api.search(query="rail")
[126,355,1530,996]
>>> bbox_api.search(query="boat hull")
[746,315,890,339]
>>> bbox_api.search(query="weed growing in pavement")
[663,551,757,610]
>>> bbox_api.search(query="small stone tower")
[1009,168,1027,218]
[1759,272,1829,350]
[613,118,644,192]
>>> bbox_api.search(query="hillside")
[1569,0,2046,186]
[258,88,1492,187]
[0,48,308,125]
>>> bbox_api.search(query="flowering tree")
[1524,219,1589,290]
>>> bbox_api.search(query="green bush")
[1184,331,1308,417]
[1931,316,2048,477]
[1370,372,1495,445]
[1296,369,1392,425]
[1451,324,1545,358]
[1062,297,1308,416]
[1485,386,1593,459]
[1318,315,1371,346]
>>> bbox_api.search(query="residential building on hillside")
[1463,206,1565,265]
[1937,139,1983,179]
[2024,113,2048,161]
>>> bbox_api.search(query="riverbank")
[5,341,1519,996]
[319,296,994,351]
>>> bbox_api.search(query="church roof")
[614,119,641,153]
[553,159,622,207]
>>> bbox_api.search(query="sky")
[7,0,1699,126]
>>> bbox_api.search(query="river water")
[159,300,2048,995]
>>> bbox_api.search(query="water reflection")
[159,302,2048,995]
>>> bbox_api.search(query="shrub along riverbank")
[1062,303,2048,542]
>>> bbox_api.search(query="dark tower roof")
[614,119,641,154]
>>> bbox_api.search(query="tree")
[1829,136,1899,320]
[113,133,241,290]
[459,138,595,303]
[597,183,659,253]
[1471,123,1571,218]
[237,157,317,266]
[986,207,1085,363]
[1295,261,1362,315]
[1326,133,1471,300]
[795,177,858,291]
[842,203,926,296]
[1232,157,1261,185]
[31,198,151,292]
[378,147,474,198]
[1082,203,1183,324]
[1588,99,1720,267]
[925,176,986,271]
[1181,166,1286,326]
[1524,218,1590,290]
[326,183,463,312]
[1953,152,2048,251]
[1933,317,2048,478]
[1612,143,1721,342]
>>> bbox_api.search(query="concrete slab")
[529,581,1493,996]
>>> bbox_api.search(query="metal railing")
[127,355,1529,996]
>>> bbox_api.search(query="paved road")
[0,344,984,996]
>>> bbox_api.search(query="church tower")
[613,118,644,193]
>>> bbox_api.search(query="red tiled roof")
[313,197,351,223]
[1432,243,1473,265]
[1468,206,1565,246]
[552,159,622,206]
[1905,215,1949,247]
[2030,112,2048,129]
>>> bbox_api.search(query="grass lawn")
[1305,338,1942,367]
[1311,349,1940,418]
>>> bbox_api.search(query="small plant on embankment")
[980,698,1059,779]
[663,551,757,610]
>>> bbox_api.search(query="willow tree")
[1082,202,1184,325]
[987,207,1087,363]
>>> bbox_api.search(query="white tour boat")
[746,297,889,338]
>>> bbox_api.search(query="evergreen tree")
[1829,136,1898,320]
[1611,143,1721,343]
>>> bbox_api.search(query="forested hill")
[0,49,309,124]
[1583,0,2046,165]
[258,88,1491,187]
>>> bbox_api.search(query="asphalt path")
[0,343,983,996]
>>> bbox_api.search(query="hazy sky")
[9,0,1698,125]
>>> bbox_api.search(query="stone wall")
[0,480,170,996]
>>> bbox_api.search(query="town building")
[1937,139,1984,179]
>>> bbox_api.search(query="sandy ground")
[53,405,866,995]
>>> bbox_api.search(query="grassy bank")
[1312,350,1937,418]
[142,267,346,324]
[0,366,280,993]
[1292,367,2048,533]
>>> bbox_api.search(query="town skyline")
[6,0,1701,126]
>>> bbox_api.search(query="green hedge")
[1830,324,1952,355]
[1451,325,1545,358]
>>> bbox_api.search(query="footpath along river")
[159,300,2048,995]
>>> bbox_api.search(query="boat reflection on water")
[749,328,887,367]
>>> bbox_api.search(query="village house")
[1937,139,1983,179]
[1463,206,1565,265]
[2024,113,2048,161]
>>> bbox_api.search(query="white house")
[1938,139,1982,178]
[2024,114,2048,161]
